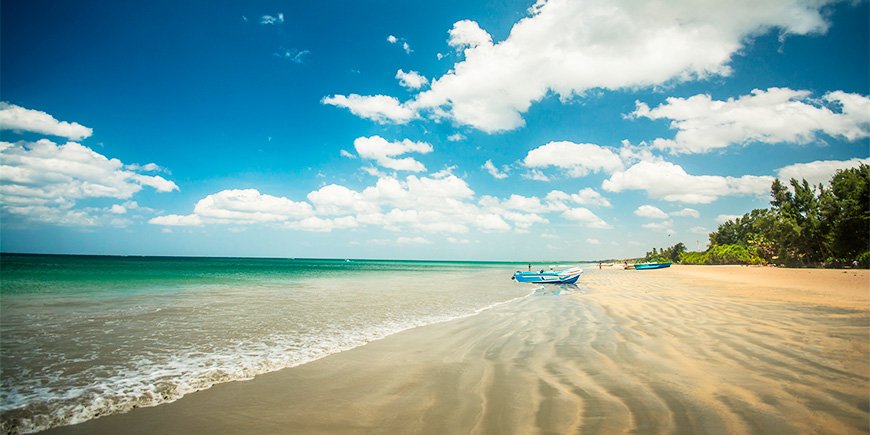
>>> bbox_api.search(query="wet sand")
[44,265,869,434]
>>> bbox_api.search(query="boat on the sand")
[512,266,583,284]
[633,262,672,270]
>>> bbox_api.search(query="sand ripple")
[43,267,870,435]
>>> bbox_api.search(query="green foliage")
[644,242,686,263]
[706,244,764,265]
[646,165,869,268]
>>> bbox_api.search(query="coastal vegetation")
[645,164,869,268]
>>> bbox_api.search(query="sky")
[1,0,868,261]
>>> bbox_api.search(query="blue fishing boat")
[633,262,671,270]
[512,267,583,284]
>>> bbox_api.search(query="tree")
[825,164,870,262]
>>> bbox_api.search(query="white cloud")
[406,0,833,132]
[479,194,549,213]
[261,13,284,25]
[603,160,773,203]
[353,136,433,172]
[386,35,412,53]
[482,160,508,179]
[397,236,432,245]
[447,237,471,244]
[321,94,416,124]
[642,220,674,232]
[396,70,429,90]
[523,141,623,177]
[288,216,358,232]
[634,205,669,219]
[690,226,709,235]
[307,184,377,215]
[544,188,612,210]
[570,188,611,208]
[447,133,466,142]
[776,157,870,187]
[150,190,313,227]
[149,214,203,227]
[521,169,550,181]
[633,88,870,154]
[561,208,612,229]
[671,208,700,218]
[716,214,742,224]
[193,189,313,224]
[339,149,356,159]
[1,139,178,226]
[273,48,309,63]
[586,238,601,245]
[0,102,93,140]
[448,20,494,51]
[110,204,127,214]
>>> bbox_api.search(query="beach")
[38,264,869,435]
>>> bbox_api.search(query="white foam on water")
[1,290,532,434]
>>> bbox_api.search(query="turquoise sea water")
[0,254,536,433]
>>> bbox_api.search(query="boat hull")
[513,268,583,284]
[634,262,671,270]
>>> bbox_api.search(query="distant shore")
[44,265,869,434]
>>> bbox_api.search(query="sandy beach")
[43,265,869,435]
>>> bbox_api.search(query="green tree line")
[645,164,869,268]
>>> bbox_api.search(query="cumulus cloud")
[195,189,313,224]
[671,208,700,218]
[321,94,416,124]
[307,184,378,215]
[353,136,433,172]
[288,216,359,232]
[448,20,493,51]
[522,169,550,181]
[403,0,834,132]
[561,208,612,229]
[642,220,674,232]
[395,70,429,90]
[545,188,611,209]
[149,214,202,227]
[776,157,870,187]
[482,159,508,179]
[0,102,93,140]
[603,160,772,203]
[387,35,398,44]
[523,141,623,177]
[149,189,312,227]
[586,238,601,245]
[634,205,669,219]
[150,172,589,236]
[447,133,466,142]
[1,139,177,226]
[633,88,870,154]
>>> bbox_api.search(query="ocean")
[0,254,535,433]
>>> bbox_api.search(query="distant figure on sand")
[528,263,531,271]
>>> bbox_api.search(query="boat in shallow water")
[633,262,672,270]
[512,267,583,284]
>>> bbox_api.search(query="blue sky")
[1,0,868,260]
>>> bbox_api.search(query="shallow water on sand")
[0,254,534,433]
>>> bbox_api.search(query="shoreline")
[42,266,870,434]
